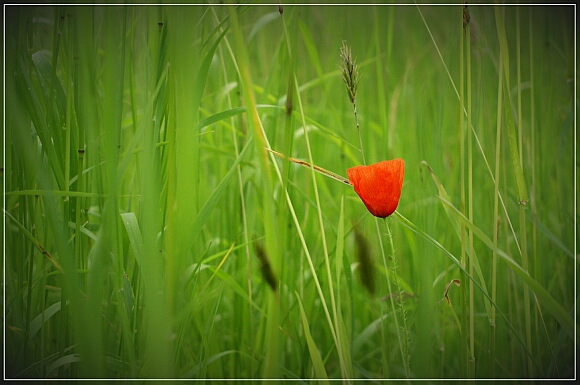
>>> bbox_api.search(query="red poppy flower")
[347,158,405,218]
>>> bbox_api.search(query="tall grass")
[4,4,575,380]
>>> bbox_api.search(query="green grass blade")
[437,198,574,339]
[495,6,529,205]
[229,6,283,378]
[296,292,329,381]
[121,212,144,267]
[15,55,65,190]
[421,161,492,321]
[334,197,353,378]
[394,212,543,374]
[190,136,252,243]
[28,301,66,339]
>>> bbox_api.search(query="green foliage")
[4,4,575,380]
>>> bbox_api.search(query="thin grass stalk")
[232,44,344,380]
[342,38,406,379]
[459,4,469,378]
[210,6,255,375]
[228,7,283,378]
[134,6,173,377]
[263,138,343,377]
[61,13,74,371]
[418,4,524,266]
[465,11,476,377]
[372,10,404,375]
[122,8,143,374]
[373,8,389,156]
[293,73,350,380]
[382,218,411,378]
[269,155,341,372]
[88,7,127,377]
[516,9,534,377]
[519,192,532,377]
[529,8,540,366]
[23,200,34,370]
[491,47,503,378]
[367,18,411,374]
[11,53,80,378]
[69,7,96,376]
[73,51,86,278]
[229,59,255,377]
[517,7,523,169]
[64,14,72,200]
[40,261,47,377]
[279,8,297,286]
[495,6,533,377]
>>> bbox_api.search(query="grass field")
[4,4,576,380]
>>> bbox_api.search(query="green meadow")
[4,4,575,380]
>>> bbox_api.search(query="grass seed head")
[340,41,360,105]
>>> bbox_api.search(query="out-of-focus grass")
[4,4,575,380]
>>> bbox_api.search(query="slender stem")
[354,102,366,165]
[466,14,476,378]
[294,72,350,379]
[211,6,255,374]
[383,218,411,377]
[266,148,351,185]
[517,8,533,377]
[491,47,504,378]
[459,4,469,378]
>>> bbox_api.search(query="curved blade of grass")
[437,198,574,339]
[248,11,280,42]
[495,6,529,205]
[31,50,66,138]
[393,211,543,373]
[298,20,324,77]
[293,70,351,378]
[16,55,65,190]
[496,8,533,374]
[265,145,341,376]
[164,14,230,300]
[45,354,81,378]
[180,263,265,318]
[5,209,64,273]
[334,196,353,378]
[5,189,117,198]
[335,196,346,289]
[241,60,342,382]
[121,212,144,267]
[352,313,389,354]
[229,6,284,378]
[531,218,574,259]
[417,4,523,259]
[296,292,329,381]
[190,136,252,244]
[415,160,570,343]
[29,301,67,339]
[421,161,492,322]
[195,106,247,131]
[266,148,351,186]
[133,137,251,272]
[181,350,248,379]
[194,26,230,117]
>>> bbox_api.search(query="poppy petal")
[347,158,405,218]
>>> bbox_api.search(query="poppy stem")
[266,148,352,185]
[353,102,367,165]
